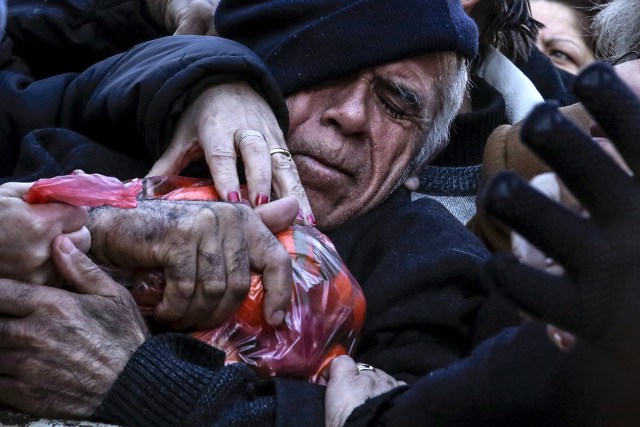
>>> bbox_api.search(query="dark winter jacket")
[1,1,287,179]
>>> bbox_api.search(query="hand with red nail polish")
[146,81,315,225]
[255,193,269,206]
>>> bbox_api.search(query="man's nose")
[320,80,369,138]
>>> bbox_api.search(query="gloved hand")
[480,62,640,371]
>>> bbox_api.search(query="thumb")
[0,182,33,198]
[147,138,202,178]
[147,150,183,177]
[51,235,123,297]
[328,355,358,381]
[255,196,299,233]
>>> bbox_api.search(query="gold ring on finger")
[269,147,292,161]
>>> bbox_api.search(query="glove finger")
[519,103,631,217]
[484,253,582,336]
[481,171,595,272]
[574,62,640,177]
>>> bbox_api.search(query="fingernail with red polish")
[307,214,316,226]
[227,191,240,203]
[255,193,269,206]
[296,209,304,222]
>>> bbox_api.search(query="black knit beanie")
[215,0,479,96]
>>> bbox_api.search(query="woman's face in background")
[532,0,596,74]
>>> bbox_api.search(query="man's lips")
[292,152,353,177]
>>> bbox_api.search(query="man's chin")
[312,189,396,232]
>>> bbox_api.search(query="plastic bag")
[129,176,367,382]
[23,173,141,208]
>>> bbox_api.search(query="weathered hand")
[147,0,219,35]
[0,182,90,285]
[0,235,149,418]
[88,199,296,329]
[325,356,405,427]
[148,81,314,225]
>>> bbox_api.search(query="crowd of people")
[1,0,640,425]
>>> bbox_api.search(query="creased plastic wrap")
[23,173,142,208]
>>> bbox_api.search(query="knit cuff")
[94,333,225,426]
[272,378,326,427]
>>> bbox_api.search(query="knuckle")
[269,241,291,264]
[208,147,237,162]
[289,183,308,198]
[172,280,195,300]
[202,280,226,301]
[75,259,108,284]
[240,137,267,152]
[199,249,224,274]
[28,217,50,238]
[272,156,294,171]
[0,320,31,347]
[71,205,89,223]
[229,202,253,219]
[193,206,220,224]
[227,276,251,299]
[253,170,271,184]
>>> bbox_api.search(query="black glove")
[480,61,640,371]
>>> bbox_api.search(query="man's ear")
[461,0,481,14]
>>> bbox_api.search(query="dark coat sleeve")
[345,321,640,426]
[6,0,165,77]
[0,35,288,178]
[328,189,521,383]
[95,334,325,427]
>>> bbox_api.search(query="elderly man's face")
[286,53,443,230]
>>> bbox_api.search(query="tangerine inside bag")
[129,176,366,382]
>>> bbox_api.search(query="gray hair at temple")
[416,55,470,170]
[399,53,469,183]
[593,0,640,60]
[0,0,6,35]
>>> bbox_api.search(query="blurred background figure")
[531,0,598,74]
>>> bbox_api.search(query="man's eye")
[377,95,408,120]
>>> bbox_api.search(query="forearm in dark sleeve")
[7,0,165,76]
[2,35,287,164]
[68,35,287,161]
[95,333,276,427]
[346,321,640,427]
[95,333,327,427]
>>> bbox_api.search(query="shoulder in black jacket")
[1,16,287,179]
